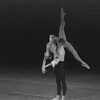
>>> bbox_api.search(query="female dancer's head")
[49,35,57,42]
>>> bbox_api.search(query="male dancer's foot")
[51,95,61,100]
[61,95,65,100]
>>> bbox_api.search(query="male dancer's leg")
[58,62,67,100]
[60,75,67,96]
[51,64,61,100]
[59,62,67,96]
[54,64,62,96]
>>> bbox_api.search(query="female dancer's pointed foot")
[60,7,65,17]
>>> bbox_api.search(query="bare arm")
[42,57,47,74]
[42,61,52,74]
[42,59,60,74]
[45,43,50,58]
[42,54,52,74]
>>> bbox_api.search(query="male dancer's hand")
[82,61,90,69]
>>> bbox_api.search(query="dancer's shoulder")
[46,42,50,47]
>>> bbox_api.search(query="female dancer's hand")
[42,59,47,74]
[42,66,47,74]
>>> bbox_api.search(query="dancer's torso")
[47,41,56,54]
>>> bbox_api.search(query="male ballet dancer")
[42,8,90,100]
[43,38,67,100]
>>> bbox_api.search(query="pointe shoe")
[51,95,60,100]
[60,7,65,17]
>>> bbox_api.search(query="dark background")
[0,0,100,74]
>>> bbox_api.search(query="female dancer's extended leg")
[59,7,67,41]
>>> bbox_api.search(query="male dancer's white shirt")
[51,46,65,67]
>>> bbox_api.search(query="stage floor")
[0,64,100,100]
